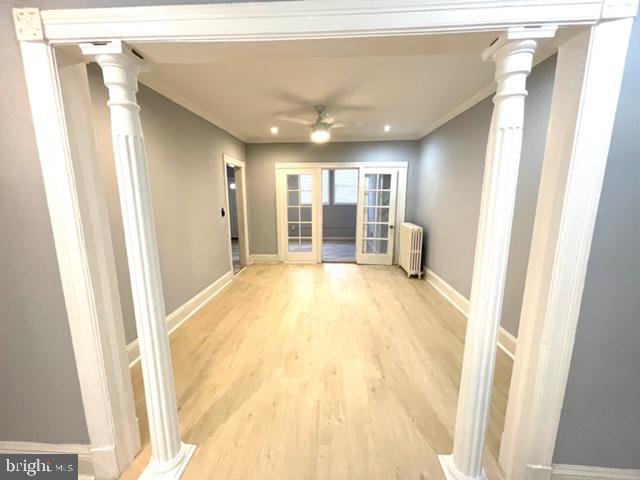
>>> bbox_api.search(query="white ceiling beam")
[39,0,615,45]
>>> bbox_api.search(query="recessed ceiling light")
[270,126,279,135]
[384,124,391,133]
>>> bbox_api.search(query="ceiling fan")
[278,105,346,143]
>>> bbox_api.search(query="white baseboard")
[127,270,234,366]
[551,464,640,480]
[249,254,279,264]
[425,268,517,360]
[0,441,94,479]
[426,268,470,316]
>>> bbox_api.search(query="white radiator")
[399,222,424,278]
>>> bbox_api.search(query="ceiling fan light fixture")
[270,126,279,135]
[310,123,330,143]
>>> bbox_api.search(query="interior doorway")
[276,162,408,265]
[322,168,358,262]
[223,154,249,275]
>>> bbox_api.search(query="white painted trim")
[0,441,94,479]
[128,270,234,365]
[249,254,280,264]
[37,1,628,45]
[222,154,250,273]
[499,18,636,480]
[425,269,470,316]
[498,328,517,361]
[426,268,517,359]
[18,43,139,479]
[551,464,640,480]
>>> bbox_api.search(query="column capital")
[80,40,148,75]
[82,41,148,136]
[482,25,557,62]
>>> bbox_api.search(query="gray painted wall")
[553,18,640,469]
[0,1,88,444]
[411,56,556,336]
[89,65,245,344]
[323,205,357,238]
[244,141,420,254]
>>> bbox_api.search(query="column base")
[438,454,487,480]
[140,443,196,480]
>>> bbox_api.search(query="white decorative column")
[81,41,195,480]
[439,27,555,480]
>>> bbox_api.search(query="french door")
[277,168,320,263]
[356,167,398,265]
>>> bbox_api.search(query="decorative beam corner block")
[13,8,44,41]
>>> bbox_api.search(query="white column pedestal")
[81,40,195,480]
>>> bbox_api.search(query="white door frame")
[222,154,250,273]
[13,1,636,478]
[275,161,408,264]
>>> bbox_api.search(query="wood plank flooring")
[121,264,512,480]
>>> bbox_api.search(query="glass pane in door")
[362,173,392,255]
[287,173,313,252]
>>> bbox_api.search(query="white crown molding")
[138,75,248,143]
[417,47,559,140]
[128,270,234,365]
[417,83,498,140]
[425,268,517,359]
[0,441,94,479]
[552,464,640,480]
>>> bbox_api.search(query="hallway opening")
[321,168,358,263]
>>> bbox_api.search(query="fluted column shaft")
[439,30,551,480]
[81,41,194,479]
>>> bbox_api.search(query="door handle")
[389,225,394,229]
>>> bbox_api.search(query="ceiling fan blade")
[332,104,375,112]
[329,122,348,129]
[276,115,311,126]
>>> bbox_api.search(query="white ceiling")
[128,32,557,143]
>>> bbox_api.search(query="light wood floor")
[121,264,512,480]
